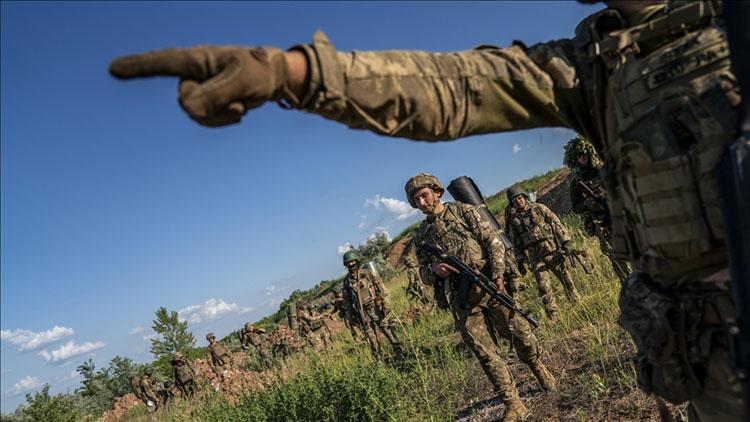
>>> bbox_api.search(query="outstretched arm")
[109,32,592,139]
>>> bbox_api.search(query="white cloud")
[357,215,368,231]
[38,340,105,363]
[142,333,157,342]
[337,242,354,255]
[8,376,44,396]
[128,326,145,335]
[178,298,253,324]
[512,144,522,153]
[1,326,74,352]
[364,195,419,221]
[368,230,391,241]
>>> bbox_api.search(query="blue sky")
[0,1,602,412]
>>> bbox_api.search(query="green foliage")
[150,307,196,359]
[13,385,80,422]
[75,356,146,417]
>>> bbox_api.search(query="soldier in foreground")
[206,332,233,382]
[110,0,743,418]
[564,136,629,282]
[506,186,579,319]
[341,250,403,360]
[407,173,556,420]
[170,352,197,398]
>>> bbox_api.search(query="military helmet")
[306,304,314,311]
[343,250,360,264]
[164,380,174,388]
[144,367,153,375]
[206,332,215,341]
[245,322,253,330]
[404,173,444,208]
[563,136,602,169]
[506,185,528,202]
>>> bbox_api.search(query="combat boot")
[529,360,557,393]
[501,398,530,421]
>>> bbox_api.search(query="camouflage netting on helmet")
[404,173,444,207]
[563,136,602,169]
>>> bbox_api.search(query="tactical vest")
[347,270,377,306]
[575,1,737,284]
[174,362,193,383]
[415,203,489,272]
[510,204,556,253]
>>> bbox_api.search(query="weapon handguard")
[419,242,539,328]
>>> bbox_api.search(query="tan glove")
[109,46,298,127]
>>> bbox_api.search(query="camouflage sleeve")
[540,204,571,245]
[462,204,505,280]
[292,32,592,141]
[342,282,355,316]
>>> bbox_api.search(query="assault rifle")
[419,242,539,328]
[559,248,593,275]
[573,180,610,225]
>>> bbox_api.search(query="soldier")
[506,186,578,319]
[407,173,556,420]
[138,368,160,411]
[333,291,360,339]
[240,322,270,367]
[158,380,180,404]
[564,136,629,282]
[205,332,233,381]
[129,374,146,403]
[170,351,197,398]
[307,304,333,347]
[111,1,744,418]
[341,250,404,360]
[295,304,321,349]
[402,246,431,310]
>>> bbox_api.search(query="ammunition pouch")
[618,272,704,403]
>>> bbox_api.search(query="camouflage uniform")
[342,266,403,359]
[206,336,233,378]
[308,305,333,347]
[565,137,630,282]
[333,292,360,339]
[171,353,197,398]
[507,200,578,317]
[138,373,160,410]
[402,251,431,309]
[413,200,556,415]
[241,322,270,365]
[296,306,322,349]
[268,326,302,363]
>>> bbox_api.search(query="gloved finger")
[110,47,215,80]
[179,80,245,127]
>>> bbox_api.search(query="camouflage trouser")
[596,229,630,282]
[686,346,744,421]
[504,257,523,302]
[311,325,332,347]
[177,379,197,398]
[359,303,403,358]
[529,252,578,317]
[451,295,540,402]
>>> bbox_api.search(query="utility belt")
[618,271,734,403]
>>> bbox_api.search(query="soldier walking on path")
[407,173,557,421]
[506,186,579,319]
[110,1,745,417]
[565,136,630,282]
[342,250,404,360]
